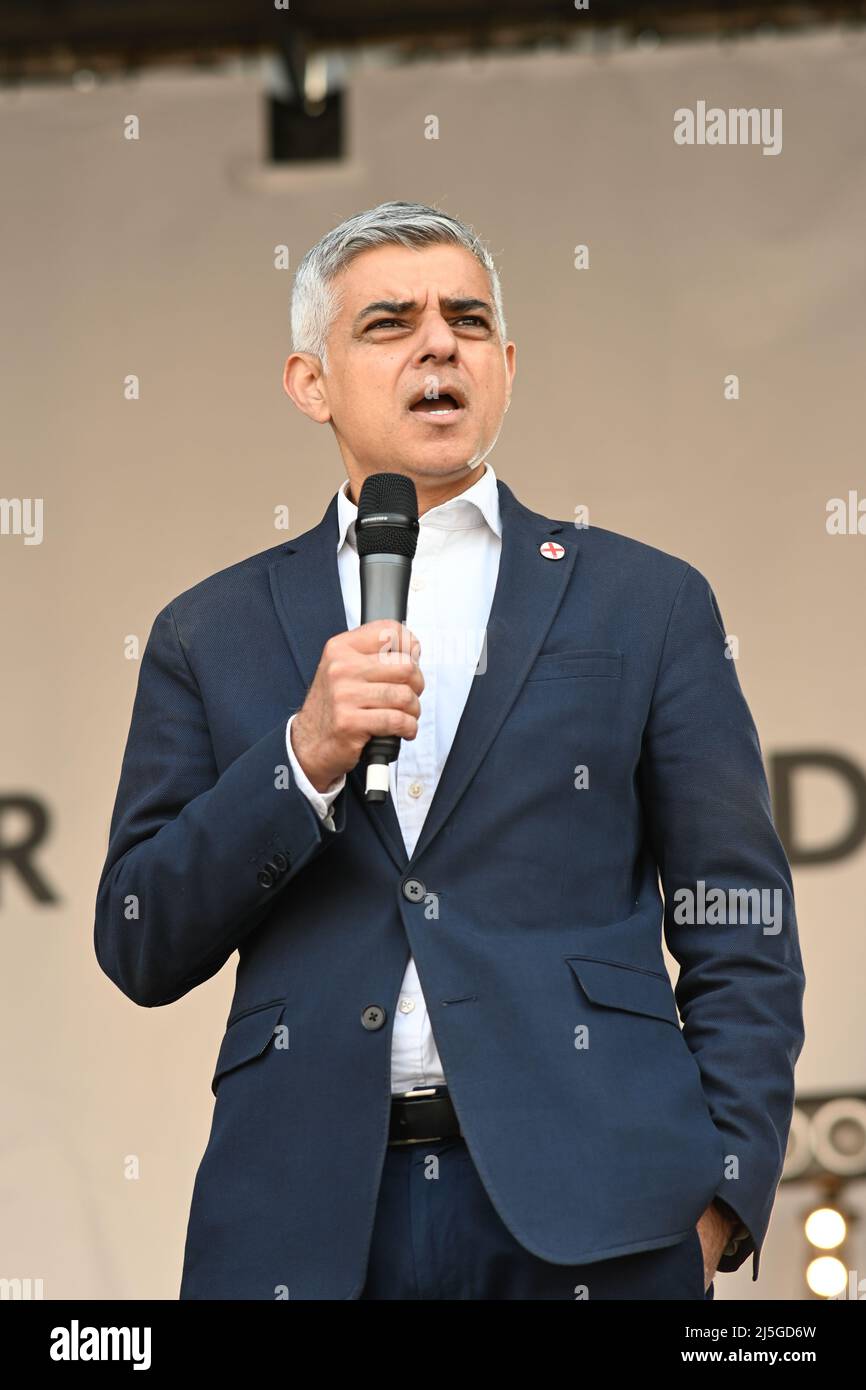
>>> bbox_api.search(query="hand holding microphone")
[290,473,422,802]
[289,618,424,795]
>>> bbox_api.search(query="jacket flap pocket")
[526,649,621,681]
[211,1001,286,1095]
[564,956,679,1025]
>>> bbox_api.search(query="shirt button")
[408,781,424,798]
[410,574,426,591]
[398,998,416,1014]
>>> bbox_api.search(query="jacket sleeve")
[94,603,348,1008]
[639,564,806,1281]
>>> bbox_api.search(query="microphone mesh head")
[357,473,419,557]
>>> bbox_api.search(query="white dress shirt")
[285,462,502,1094]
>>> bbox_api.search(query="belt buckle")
[389,1087,461,1146]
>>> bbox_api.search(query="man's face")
[284,243,516,492]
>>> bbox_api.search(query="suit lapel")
[269,478,580,872]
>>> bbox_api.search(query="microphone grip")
[359,553,413,803]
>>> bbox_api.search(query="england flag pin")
[539,541,565,561]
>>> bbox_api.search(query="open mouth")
[408,389,466,420]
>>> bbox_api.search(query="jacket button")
[271,852,288,872]
[264,860,281,877]
[402,877,426,902]
[257,868,275,888]
[360,1005,386,1031]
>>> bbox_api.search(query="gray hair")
[290,200,507,372]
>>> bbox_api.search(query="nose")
[414,311,459,365]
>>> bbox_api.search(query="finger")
[347,620,421,661]
[353,681,422,714]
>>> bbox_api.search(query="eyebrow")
[352,297,494,329]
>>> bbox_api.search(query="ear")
[503,340,517,410]
[283,352,332,424]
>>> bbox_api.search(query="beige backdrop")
[2,27,864,1300]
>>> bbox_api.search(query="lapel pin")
[539,541,565,561]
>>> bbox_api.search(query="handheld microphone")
[357,473,420,803]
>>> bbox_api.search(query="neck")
[345,462,486,514]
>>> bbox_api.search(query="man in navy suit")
[95,201,805,1300]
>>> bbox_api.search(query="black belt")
[389,1086,463,1145]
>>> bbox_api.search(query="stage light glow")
[806,1255,848,1298]
[804,1207,847,1249]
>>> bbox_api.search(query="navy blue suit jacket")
[94,477,805,1299]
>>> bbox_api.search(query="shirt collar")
[336,461,502,553]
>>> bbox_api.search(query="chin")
[413,443,487,472]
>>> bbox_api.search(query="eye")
[365,316,490,331]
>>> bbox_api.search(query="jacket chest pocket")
[525,649,622,681]
[211,999,286,1095]
[563,956,679,1026]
